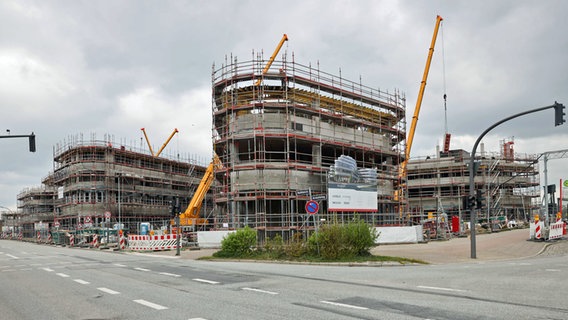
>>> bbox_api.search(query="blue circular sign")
[305,200,319,215]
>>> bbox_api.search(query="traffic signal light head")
[29,133,36,152]
[468,195,476,210]
[554,102,565,126]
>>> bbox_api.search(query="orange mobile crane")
[396,15,443,210]
[176,153,223,228]
[141,128,179,157]
[254,34,289,86]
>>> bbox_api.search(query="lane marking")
[134,267,151,272]
[0,266,10,269]
[192,278,219,285]
[546,269,561,272]
[159,272,181,277]
[188,318,208,320]
[42,267,54,272]
[98,287,120,295]
[242,287,279,295]
[74,279,90,285]
[133,299,168,310]
[6,254,19,259]
[113,263,127,267]
[321,300,368,310]
[56,273,70,278]
[417,285,465,292]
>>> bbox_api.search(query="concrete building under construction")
[9,134,208,237]
[406,138,540,230]
[211,53,407,235]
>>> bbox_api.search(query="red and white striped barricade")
[92,234,99,248]
[69,234,75,247]
[119,235,126,250]
[37,231,41,243]
[18,232,23,241]
[47,233,52,244]
[549,221,565,240]
[128,234,178,251]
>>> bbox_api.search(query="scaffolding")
[211,52,406,239]
[406,139,540,227]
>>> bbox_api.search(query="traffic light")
[170,197,180,217]
[467,195,476,210]
[28,132,36,152]
[475,189,485,209]
[554,102,565,126]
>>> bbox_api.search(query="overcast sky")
[1,0,567,211]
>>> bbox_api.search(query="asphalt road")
[1,232,568,320]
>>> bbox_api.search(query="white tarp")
[374,226,424,244]
[197,230,235,248]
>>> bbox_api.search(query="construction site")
[0,21,558,246]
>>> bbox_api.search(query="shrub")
[263,234,285,259]
[308,217,378,259]
[214,226,257,258]
[343,217,378,256]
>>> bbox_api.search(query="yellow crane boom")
[401,15,443,178]
[178,153,223,226]
[254,34,289,86]
[140,128,179,157]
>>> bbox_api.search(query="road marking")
[417,285,465,292]
[42,267,54,272]
[321,300,368,310]
[159,272,181,277]
[133,299,168,310]
[242,287,279,295]
[74,279,90,285]
[98,287,120,295]
[192,278,219,285]
[546,269,561,272]
[113,263,127,267]
[56,273,70,278]
[188,318,208,320]
[134,267,151,272]
[6,254,19,259]
[0,266,9,269]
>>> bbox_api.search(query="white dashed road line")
[159,272,181,277]
[192,278,219,285]
[74,279,90,285]
[98,287,120,295]
[42,267,54,272]
[321,300,368,310]
[242,287,279,295]
[417,285,466,292]
[113,263,127,267]
[56,273,70,278]
[5,254,19,259]
[133,299,168,310]
[134,267,151,272]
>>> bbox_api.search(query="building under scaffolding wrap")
[211,53,407,238]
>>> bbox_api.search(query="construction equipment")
[177,153,223,227]
[141,128,179,157]
[396,15,443,210]
[254,34,289,86]
[401,15,443,178]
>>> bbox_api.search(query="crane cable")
[441,20,448,135]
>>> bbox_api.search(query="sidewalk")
[371,228,549,264]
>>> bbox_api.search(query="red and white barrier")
[47,233,52,244]
[119,235,126,250]
[69,234,75,247]
[37,231,41,242]
[18,232,22,241]
[92,234,99,248]
[128,234,178,251]
[549,221,565,240]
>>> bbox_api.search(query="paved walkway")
[371,228,556,264]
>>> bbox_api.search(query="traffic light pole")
[469,102,564,258]
[0,132,36,152]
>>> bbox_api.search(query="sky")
[1,0,567,211]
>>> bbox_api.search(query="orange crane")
[140,128,179,157]
[176,153,223,227]
[254,34,289,86]
[401,15,443,178]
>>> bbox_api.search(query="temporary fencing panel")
[549,221,565,240]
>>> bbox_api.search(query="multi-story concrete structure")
[211,54,407,236]
[13,135,207,235]
[406,139,540,226]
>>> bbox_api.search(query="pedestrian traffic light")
[554,102,565,126]
[28,132,36,152]
[170,197,180,217]
[476,189,485,209]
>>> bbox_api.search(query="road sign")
[312,194,327,201]
[297,189,310,196]
[305,200,319,215]
[84,216,92,223]
[104,211,111,219]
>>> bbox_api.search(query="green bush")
[308,217,378,259]
[284,232,307,258]
[343,217,378,256]
[263,234,285,259]
[214,226,257,258]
